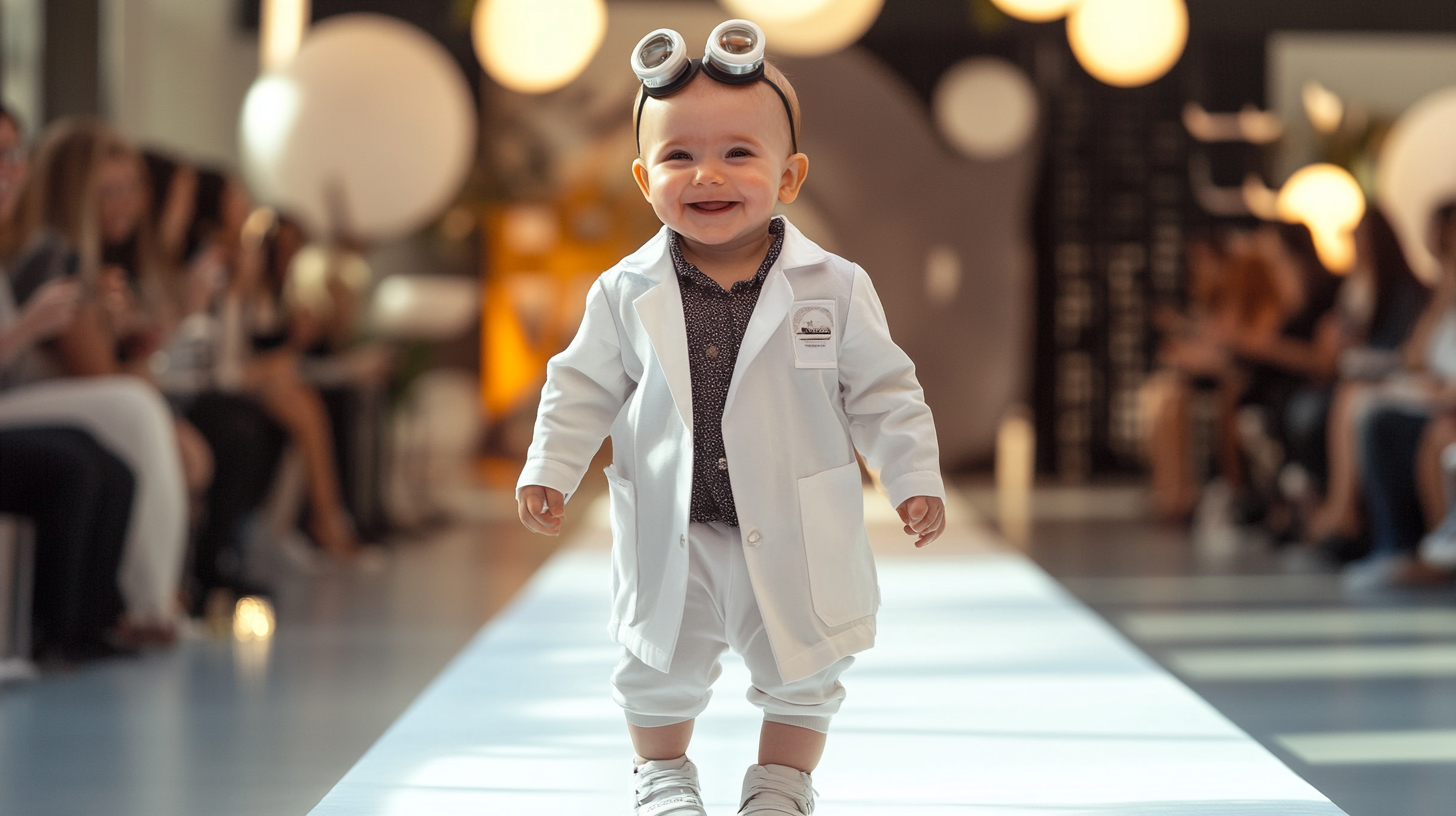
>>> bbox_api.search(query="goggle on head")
[631,19,799,156]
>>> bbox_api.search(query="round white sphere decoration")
[473,0,606,94]
[1376,86,1456,284]
[933,57,1038,161]
[240,14,477,241]
[989,0,1080,23]
[1066,0,1187,88]
[720,0,885,57]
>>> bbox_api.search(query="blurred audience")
[1150,198,1456,591]
[2,106,397,669]
[1,109,188,649]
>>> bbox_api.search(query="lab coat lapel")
[631,244,694,430]
[724,264,791,419]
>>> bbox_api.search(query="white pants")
[611,522,853,734]
[0,376,187,626]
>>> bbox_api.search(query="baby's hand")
[897,496,945,548]
[518,485,565,536]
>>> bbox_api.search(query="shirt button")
[746,530,762,545]
[717,457,728,471]
[705,345,719,360]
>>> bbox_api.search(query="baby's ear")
[631,158,652,201]
[778,153,809,204]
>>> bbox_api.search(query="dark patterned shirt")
[672,217,785,526]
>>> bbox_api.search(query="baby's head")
[630,34,808,252]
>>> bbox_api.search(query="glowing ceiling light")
[260,0,310,72]
[989,0,1080,23]
[1066,0,1187,88]
[720,0,885,57]
[1277,163,1366,273]
[473,0,606,94]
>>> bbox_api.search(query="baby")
[517,20,945,816]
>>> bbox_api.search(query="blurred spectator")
[1308,208,1433,554]
[2,116,193,637]
[1348,200,1456,588]
[1144,230,1286,520]
[0,106,178,651]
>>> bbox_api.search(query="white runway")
[308,492,1345,815]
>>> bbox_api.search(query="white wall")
[103,0,259,167]
[1268,32,1456,182]
[1,0,43,136]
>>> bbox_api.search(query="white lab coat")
[518,217,944,683]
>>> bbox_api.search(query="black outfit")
[0,427,131,658]
[1362,407,1430,558]
[184,393,287,604]
[672,218,785,527]
[1240,263,1342,488]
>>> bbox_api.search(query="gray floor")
[1025,515,1456,816]
[0,507,564,816]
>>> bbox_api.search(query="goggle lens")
[639,33,676,69]
[716,26,758,56]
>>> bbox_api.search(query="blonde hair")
[633,60,802,155]
[17,117,170,315]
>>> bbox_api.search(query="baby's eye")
[666,151,691,161]
[726,148,752,158]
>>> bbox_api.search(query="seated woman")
[2,115,195,635]
[1144,230,1289,521]
[142,153,361,561]
[1307,207,1433,557]
[1353,200,1456,586]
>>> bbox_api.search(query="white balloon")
[1376,86,1456,285]
[240,14,477,241]
[933,58,1038,161]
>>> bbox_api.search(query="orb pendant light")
[989,0,1079,23]
[473,0,607,94]
[1277,163,1366,274]
[1066,0,1187,88]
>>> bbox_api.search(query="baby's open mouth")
[688,201,735,213]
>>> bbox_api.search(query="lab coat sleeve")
[517,277,635,502]
[838,264,945,509]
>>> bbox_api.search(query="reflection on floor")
[1027,511,1456,816]
[309,490,1342,815]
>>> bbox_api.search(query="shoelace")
[739,769,817,815]
[636,764,704,816]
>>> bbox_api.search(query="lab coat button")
[679,534,687,547]
[746,530,762,545]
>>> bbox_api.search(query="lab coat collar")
[626,216,832,430]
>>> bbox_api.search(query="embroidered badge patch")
[791,300,837,368]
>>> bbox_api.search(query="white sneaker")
[739,763,816,815]
[633,757,707,816]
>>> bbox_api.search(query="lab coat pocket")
[798,461,876,627]
[605,465,638,624]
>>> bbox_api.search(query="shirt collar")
[669,217,786,294]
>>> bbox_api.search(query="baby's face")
[633,77,805,250]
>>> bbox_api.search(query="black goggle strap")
[634,59,799,157]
